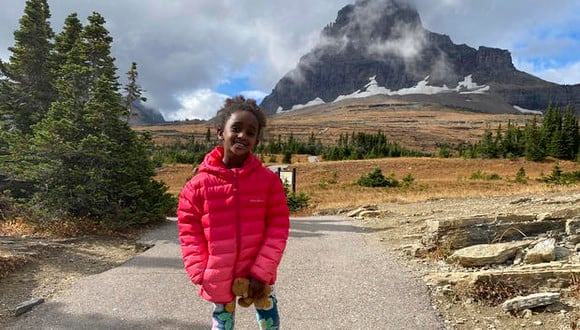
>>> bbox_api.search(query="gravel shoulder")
[355,190,580,330]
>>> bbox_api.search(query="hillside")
[137,96,537,154]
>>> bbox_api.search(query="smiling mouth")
[234,142,248,148]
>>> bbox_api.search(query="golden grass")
[156,156,580,213]
[142,102,579,212]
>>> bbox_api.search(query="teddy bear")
[231,277,272,309]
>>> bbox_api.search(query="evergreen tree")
[28,12,175,226]
[53,13,83,70]
[123,62,146,123]
[548,126,566,159]
[524,116,544,161]
[0,0,55,133]
[561,105,579,160]
[541,103,561,156]
[501,120,524,157]
[476,127,497,158]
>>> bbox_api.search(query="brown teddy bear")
[231,277,272,309]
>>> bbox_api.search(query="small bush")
[356,168,399,187]
[286,192,309,212]
[514,167,528,184]
[283,183,309,212]
[453,277,526,306]
[282,152,292,164]
[540,163,580,185]
[469,170,502,181]
[402,174,415,186]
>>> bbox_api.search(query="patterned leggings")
[211,291,279,330]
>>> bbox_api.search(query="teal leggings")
[211,292,279,330]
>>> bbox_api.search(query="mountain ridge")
[260,0,580,116]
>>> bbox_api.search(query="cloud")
[1,0,579,120]
[515,59,580,85]
[165,89,228,121]
[366,22,426,60]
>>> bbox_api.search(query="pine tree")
[541,103,562,157]
[524,116,544,161]
[0,0,55,133]
[53,13,83,70]
[561,105,579,160]
[476,127,497,158]
[123,62,146,123]
[28,12,175,226]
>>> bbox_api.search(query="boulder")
[501,292,560,312]
[523,238,556,264]
[447,240,532,267]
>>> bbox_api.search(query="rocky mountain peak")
[260,0,580,116]
[322,0,421,43]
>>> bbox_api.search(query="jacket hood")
[198,146,262,178]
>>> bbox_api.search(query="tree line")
[452,104,579,161]
[0,0,175,228]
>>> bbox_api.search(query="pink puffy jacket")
[177,146,290,303]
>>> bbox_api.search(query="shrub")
[283,183,309,212]
[454,277,526,306]
[286,192,309,212]
[541,163,580,185]
[514,167,528,184]
[356,168,399,187]
[282,152,292,164]
[469,170,502,181]
[402,173,415,186]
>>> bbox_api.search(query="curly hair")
[214,95,267,140]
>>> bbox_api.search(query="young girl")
[177,96,290,330]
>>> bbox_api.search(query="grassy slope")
[146,97,579,213]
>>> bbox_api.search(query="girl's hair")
[214,95,267,140]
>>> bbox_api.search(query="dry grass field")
[157,157,579,213]
[147,97,579,213]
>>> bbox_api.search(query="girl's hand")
[248,276,268,300]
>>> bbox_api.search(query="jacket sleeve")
[177,180,208,285]
[250,173,290,284]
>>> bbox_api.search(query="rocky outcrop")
[260,0,580,115]
[128,101,165,126]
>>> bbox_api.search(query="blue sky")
[1,0,579,120]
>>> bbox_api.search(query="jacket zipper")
[233,170,241,280]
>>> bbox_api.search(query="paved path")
[8,216,446,329]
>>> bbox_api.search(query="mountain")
[128,101,165,126]
[260,0,580,116]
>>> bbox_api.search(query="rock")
[554,246,572,260]
[566,216,580,235]
[447,240,532,267]
[135,239,155,251]
[358,210,383,218]
[423,213,566,250]
[523,238,556,264]
[401,243,428,258]
[346,205,378,217]
[520,309,532,319]
[567,234,580,245]
[14,298,45,316]
[501,292,560,312]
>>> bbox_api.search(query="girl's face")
[218,110,260,168]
